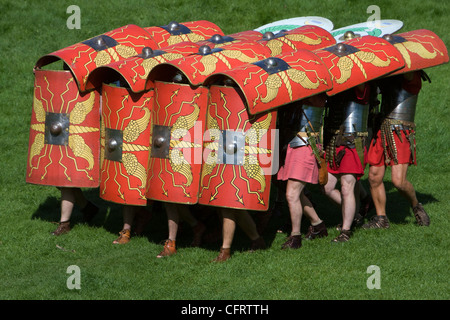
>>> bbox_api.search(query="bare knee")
[285,181,303,205]
[369,167,384,188]
[340,177,356,198]
[391,164,409,191]
[285,189,299,204]
[392,175,408,191]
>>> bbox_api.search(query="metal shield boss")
[198,85,277,211]
[100,83,153,206]
[145,81,208,204]
[314,35,405,96]
[27,69,100,187]
[382,29,449,75]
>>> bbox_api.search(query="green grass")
[0,0,449,301]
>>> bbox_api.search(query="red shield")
[144,20,223,48]
[151,25,336,87]
[198,85,277,211]
[196,30,264,48]
[26,70,100,187]
[145,81,208,204]
[100,84,153,206]
[262,25,336,56]
[151,41,274,86]
[206,49,333,115]
[36,24,157,92]
[383,29,449,75]
[314,35,405,96]
[87,42,201,93]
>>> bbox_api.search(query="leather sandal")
[51,221,71,236]
[412,203,430,226]
[362,215,390,229]
[332,229,352,242]
[211,247,231,262]
[157,239,176,258]
[113,229,131,244]
[281,235,302,249]
[305,221,328,240]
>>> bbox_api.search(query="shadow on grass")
[259,177,439,244]
[29,188,225,252]
[29,177,438,255]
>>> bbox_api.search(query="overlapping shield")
[27,70,101,187]
[198,85,277,211]
[382,29,449,75]
[36,24,157,93]
[100,83,153,205]
[145,80,208,204]
[144,20,223,49]
[314,35,406,96]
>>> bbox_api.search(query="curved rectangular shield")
[198,85,277,211]
[205,49,333,115]
[144,20,223,49]
[150,41,274,86]
[314,35,405,96]
[261,25,336,56]
[145,81,208,204]
[35,24,157,92]
[26,70,100,187]
[100,83,153,206]
[87,42,201,93]
[383,29,449,75]
[197,30,264,48]
[150,25,336,87]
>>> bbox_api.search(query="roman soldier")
[364,30,448,228]
[313,33,405,241]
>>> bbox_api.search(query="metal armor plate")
[35,24,157,92]
[145,81,208,204]
[198,85,277,211]
[99,83,153,206]
[288,105,324,147]
[144,20,223,49]
[382,29,449,75]
[206,49,332,115]
[341,101,370,133]
[26,69,100,187]
[314,35,405,96]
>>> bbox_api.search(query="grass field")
[0,0,449,303]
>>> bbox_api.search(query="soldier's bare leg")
[322,173,341,206]
[285,179,306,236]
[391,163,418,207]
[368,165,387,216]
[340,174,357,231]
